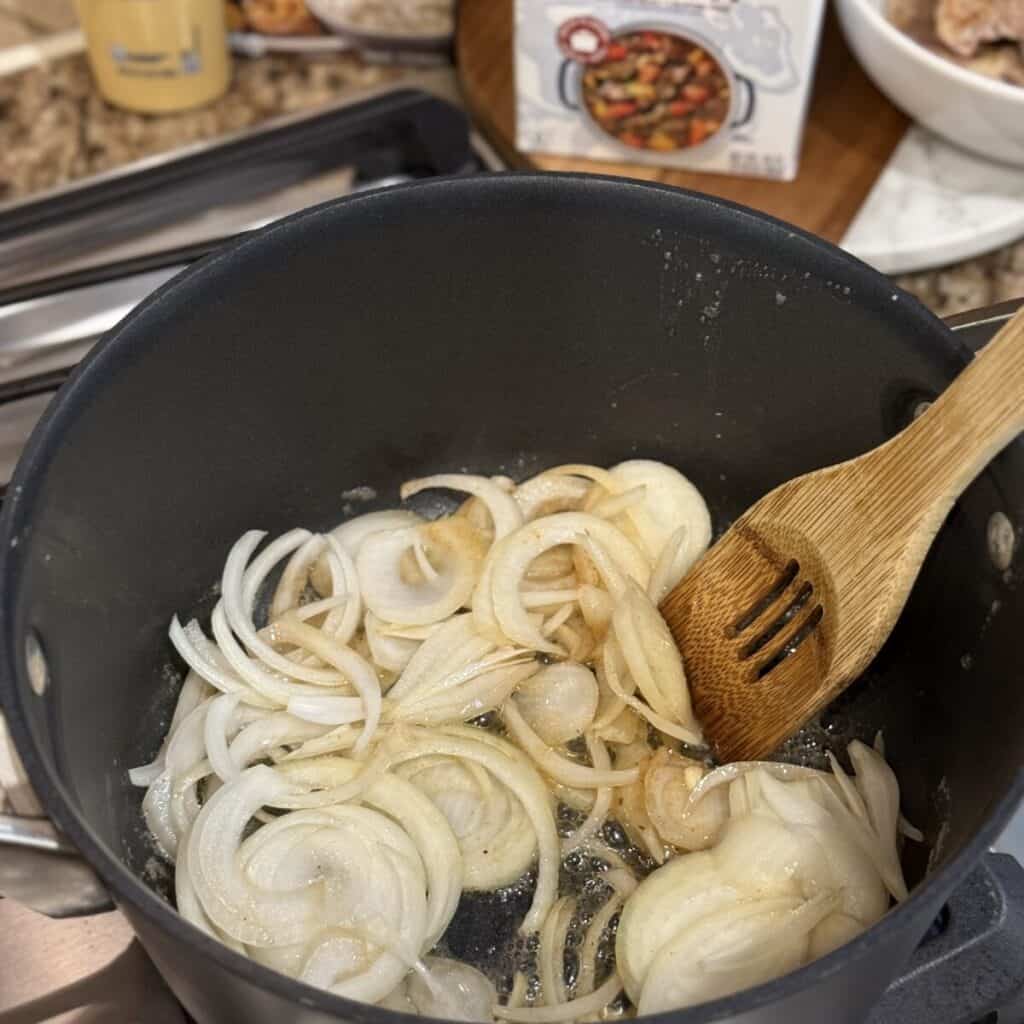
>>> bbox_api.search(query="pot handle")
[558,59,580,110]
[0,812,113,917]
[871,853,1024,1022]
[731,74,756,129]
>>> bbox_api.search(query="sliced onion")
[388,615,481,700]
[637,893,837,1013]
[753,774,894,917]
[129,670,212,786]
[170,617,273,708]
[397,752,537,891]
[595,706,641,746]
[900,816,924,842]
[287,695,370,726]
[222,532,352,687]
[142,771,176,858]
[190,764,431,982]
[310,510,423,595]
[514,663,599,746]
[175,833,247,954]
[321,536,363,645]
[482,513,649,653]
[330,509,424,556]
[272,534,327,618]
[616,850,742,1000]
[358,519,486,626]
[609,459,711,568]
[523,549,576,583]
[685,760,829,811]
[365,611,421,673]
[643,747,729,852]
[404,957,497,1022]
[578,584,614,637]
[387,615,537,725]
[539,896,575,1005]
[561,733,612,853]
[600,636,702,747]
[495,973,622,1022]
[611,583,701,742]
[188,765,302,944]
[396,653,538,726]
[586,483,647,520]
[276,723,362,762]
[647,524,697,606]
[276,757,462,946]
[577,879,632,996]
[502,700,639,789]
[228,713,328,771]
[848,739,901,851]
[388,726,559,933]
[513,473,592,520]
[269,616,381,755]
[611,739,665,864]
[402,475,524,540]
[521,588,580,610]
[205,693,243,782]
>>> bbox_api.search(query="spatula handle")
[876,304,1024,518]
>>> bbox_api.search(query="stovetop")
[0,90,1022,1023]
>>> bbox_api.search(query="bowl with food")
[1,174,1022,1024]
[558,26,755,158]
[836,0,1024,165]
[304,0,453,53]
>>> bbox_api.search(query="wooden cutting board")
[457,2,909,244]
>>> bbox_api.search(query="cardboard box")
[515,0,826,180]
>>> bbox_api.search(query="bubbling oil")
[434,812,653,1011]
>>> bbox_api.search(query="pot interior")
[3,173,1022,991]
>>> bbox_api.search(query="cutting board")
[457,2,910,244]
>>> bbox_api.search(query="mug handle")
[731,74,756,129]
[558,59,581,110]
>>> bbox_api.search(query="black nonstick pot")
[1,174,1023,1024]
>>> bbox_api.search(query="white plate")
[840,125,1024,275]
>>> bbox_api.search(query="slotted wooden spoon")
[660,305,1024,763]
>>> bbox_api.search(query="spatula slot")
[729,559,800,636]
[755,604,824,679]
[740,581,814,660]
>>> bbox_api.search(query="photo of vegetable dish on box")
[580,31,734,152]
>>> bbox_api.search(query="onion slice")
[502,700,640,789]
[358,520,486,627]
[402,474,524,540]
[514,663,599,746]
[609,459,711,568]
[481,513,649,653]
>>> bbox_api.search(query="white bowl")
[835,0,1024,166]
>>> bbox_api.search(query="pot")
[1,173,1023,1024]
[557,25,755,161]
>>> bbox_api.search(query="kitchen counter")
[0,53,413,199]
[0,49,1020,319]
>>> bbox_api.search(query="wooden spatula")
[660,305,1024,763]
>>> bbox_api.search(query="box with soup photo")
[515,0,826,180]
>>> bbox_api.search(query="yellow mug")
[76,0,231,113]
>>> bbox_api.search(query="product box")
[515,0,826,180]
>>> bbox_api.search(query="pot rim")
[2,171,1021,1024]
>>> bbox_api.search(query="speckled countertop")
[0,53,410,197]
[0,43,1021,319]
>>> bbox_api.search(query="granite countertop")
[0,40,1021,319]
[0,52,410,198]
